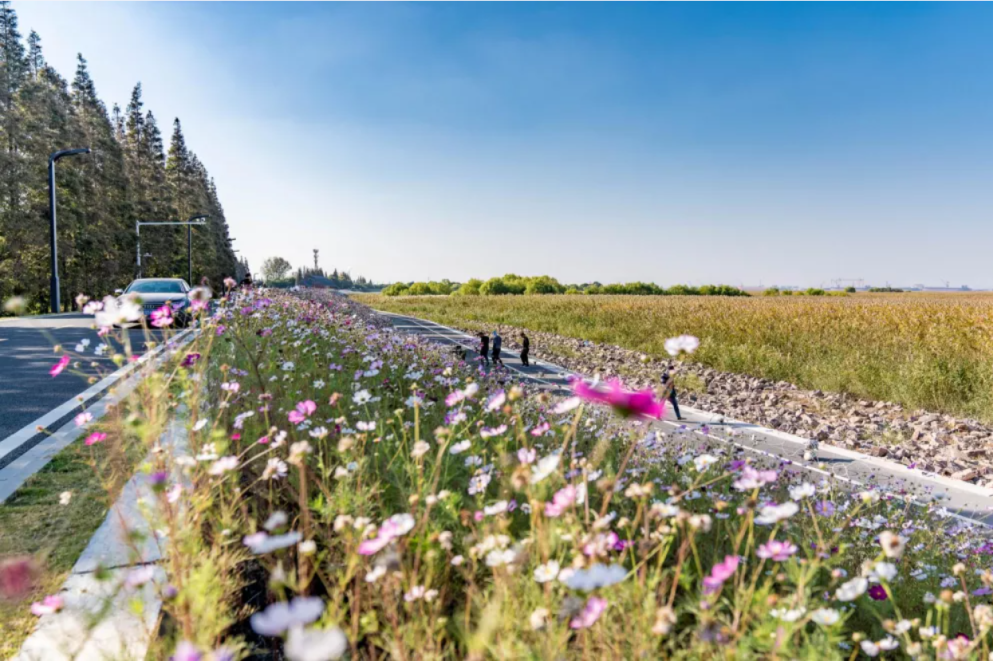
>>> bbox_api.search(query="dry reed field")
[357,292,993,423]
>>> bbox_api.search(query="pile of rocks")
[476,323,993,486]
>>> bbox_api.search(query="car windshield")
[127,281,186,294]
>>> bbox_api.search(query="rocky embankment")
[465,322,993,487]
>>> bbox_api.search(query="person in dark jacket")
[520,332,530,366]
[479,333,490,365]
[660,365,683,420]
[491,331,503,366]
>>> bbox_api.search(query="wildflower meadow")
[6,286,993,660]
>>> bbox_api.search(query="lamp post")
[136,215,208,281]
[48,147,91,313]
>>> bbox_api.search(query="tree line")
[382,274,750,297]
[0,2,238,313]
[259,255,383,291]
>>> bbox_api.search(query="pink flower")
[572,378,664,420]
[288,400,317,424]
[570,596,607,629]
[50,355,70,377]
[544,484,577,517]
[358,513,416,556]
[732,466,778,491]
[517,447,536,465]
[150,305,173,328]
[530,422,550,436]
[0,556,37,600]
[702,555,739,594]
[84,432,107,446]
[756,539,798,562]
[74,412,92,427]
[30,594,64,616]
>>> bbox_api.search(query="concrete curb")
[13,414,191,660]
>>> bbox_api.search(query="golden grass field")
[356,292,993,423]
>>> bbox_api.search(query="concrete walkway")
[380,311,993,527]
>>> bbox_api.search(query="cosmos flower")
[756,539,798,562]
[250,597,324,636]
[835,577,868,601]
[702,556,739,594]
[358,514,416,555]
[572,378,664,420]
[84,432,107,446]
[284,626,348,661]
[289,400,317,424]
[530,453,561,484]
[878,531,906,559]
[150,304,174,328]
[754,502,799,525]
[94,294,141,328]
[50,355,70,377]
[533,561,561,583]
[563,563,626,591]
[570,596,607,629]
[733,466,778,491]
[664,335,699,357]
[789,483,816,500]
[810,608,840,626]
[30,594,64,616]
[544,485,577,517]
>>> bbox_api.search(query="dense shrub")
[805,288,827,296]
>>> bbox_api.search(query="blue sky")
[17,2,993,287]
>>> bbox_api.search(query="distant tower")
[313,249,319,272]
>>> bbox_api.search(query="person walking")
[491,330,503,366]
[660,364,683,421]
[479,332,490,365]
[520,332,530,367]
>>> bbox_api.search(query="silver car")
[119,278,193,326]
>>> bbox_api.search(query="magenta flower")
[181,352,201,368]
[358,513,416,556]
[288,400,317,424]
[545,484,578,517]
[570,596,608,629]
[572,378,664,420]
[150,304,174,328]
[757,539,798,562]
[84,432,107,446]
[170,640,202,661]
[868,584,888,601]
[30,594,64,616]
[702,555,739,594]
[50,355,70,377]
[0,556,37,600]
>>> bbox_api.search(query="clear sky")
[17,2,993,288]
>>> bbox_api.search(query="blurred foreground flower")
[2,295,26,315]
[664,334,699,357]
[250,596,324,635]
[572,378,664,420]
[50,355,70,377]
[0,556,38,600]
[285,625,348,661]
[30,594,64,616]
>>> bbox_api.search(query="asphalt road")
[378,310,993,527]
[0,313,165,444]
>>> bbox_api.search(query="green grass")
[0,425,144,657]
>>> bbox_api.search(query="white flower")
[94,294,142,328]
[244,531,303,555]
[530,607,550,631]
[450,440,471,455]
[811,608,840,626]
[693,454,718,472]
[552,397,581,414]
[878,531,906,559]
[411,441,431,459]
[468,473,491,496]
[264,511,289,531]
[484,548,517,567]
[664,334,699,357]
[365,565,386,583]
[533,561,560,583]
[281,361,296,371]
[877,637,899,651]
[530,453,561,484]
[486,392,506,412]
[263,458,288,480]
[771,607,806,622]
[451,555,464,566]
[124,565,156,589]
[309,427,329,440]
[192,419,208,432]
[312,379,326,389]
[405,395,423,408]
[754,502,799,525]
[789,483,816,500]
[871,561,898,582]
[484,501,508,516]
[835,577,868,602]
[195,443,219,462]
[284,626,348,661]
[357,421,376,432]
[861,640,880,657]
[353,390,372,405]
[59,491,72,506]
[562,563,627,591]
[250,596,325,635]
[298,540,317,555]
[208,456,239,476]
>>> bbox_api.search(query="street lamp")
[48,147,91,313]
[136,215,209,281]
